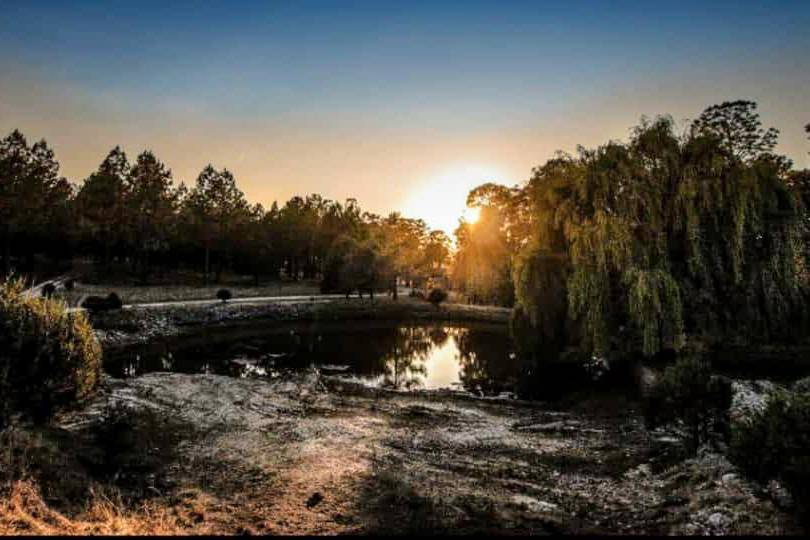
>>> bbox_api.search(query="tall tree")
[513,110,805,363]
[125,151,179,280]
[184,165,249,283]
[690,100,779,162]
[76,147,130,266]
[0,130,72,275]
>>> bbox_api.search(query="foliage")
[643,356,733,453]
[451,204,515,306]
[730,390,810,521]
[40,284,56,298]
[81,293,123,312]
[182,165,250,283]
[106,292,123,309]
[0,130,73,275]
[499,104,807,359]
[0,278,102,427]
[321,234,395,298]
[216,288,232,302]
[427,287,447,307]
[690,100,779,162]
[75,147,130,266]
[0,127,451,291]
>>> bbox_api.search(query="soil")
[46,369,801,535]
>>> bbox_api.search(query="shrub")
[643,356,732,453]
[216,289,232,303]
[106,292,122,310]
[0,278,102,427]
[730,390,810,521]
[81,293,123,312]
[427,288,447,308]
[40,284,56,298]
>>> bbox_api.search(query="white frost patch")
[511,495,559,513]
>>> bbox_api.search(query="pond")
[104,321,528,397]
[105,319,810,402]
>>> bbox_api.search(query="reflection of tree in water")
[455,327,520,395]
[288,324,441,389]
[379,325,440,390]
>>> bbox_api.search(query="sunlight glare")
[462,206,481,223]
[401,164,504,234]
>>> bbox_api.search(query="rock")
[511,495,558,513]
[624,463,652,479]
[721,473,739,486]
[661,494,688,507]
[514,420,580,433]
[792,376,810,394]
[306,492,324,508]
[707,512,730,529]
[766,480,794,510]
[729,380,783,426]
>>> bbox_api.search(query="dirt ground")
[23,369,797,536]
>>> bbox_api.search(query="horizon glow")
[1,0,808,234]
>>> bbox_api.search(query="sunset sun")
[402,164,503,234]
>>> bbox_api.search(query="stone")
[792,376,810,394]
[767,480,794,510]
[707,512,730,529]
[624,463,652,479]
[729,380,783,426]
[306,492,324,508]
[512,495,559,513]
[721,473,738,486]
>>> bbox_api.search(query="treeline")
[0,132,450,293]
[452,101,810,357]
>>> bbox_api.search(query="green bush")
[730,390,810,521]
[643,356,732,453]
[0,278,102,427]
[427,288,447,308]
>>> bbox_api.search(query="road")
[62,289,413,313]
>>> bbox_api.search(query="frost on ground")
[49,370,801,535]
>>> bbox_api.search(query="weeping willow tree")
[512,106,807,361]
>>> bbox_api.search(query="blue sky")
[1,0,808,232]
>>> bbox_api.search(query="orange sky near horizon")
[1,0,808,236]
[4,74,807,236]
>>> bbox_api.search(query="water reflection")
[106,321,520,396]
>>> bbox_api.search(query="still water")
[105,321,524,397]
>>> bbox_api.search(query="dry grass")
[0,480,201,535]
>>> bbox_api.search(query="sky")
[1,0,808,234]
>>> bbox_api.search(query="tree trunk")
[204,245,210,286]
[2,225,10,277]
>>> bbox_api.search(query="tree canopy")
[454,102,810,360]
